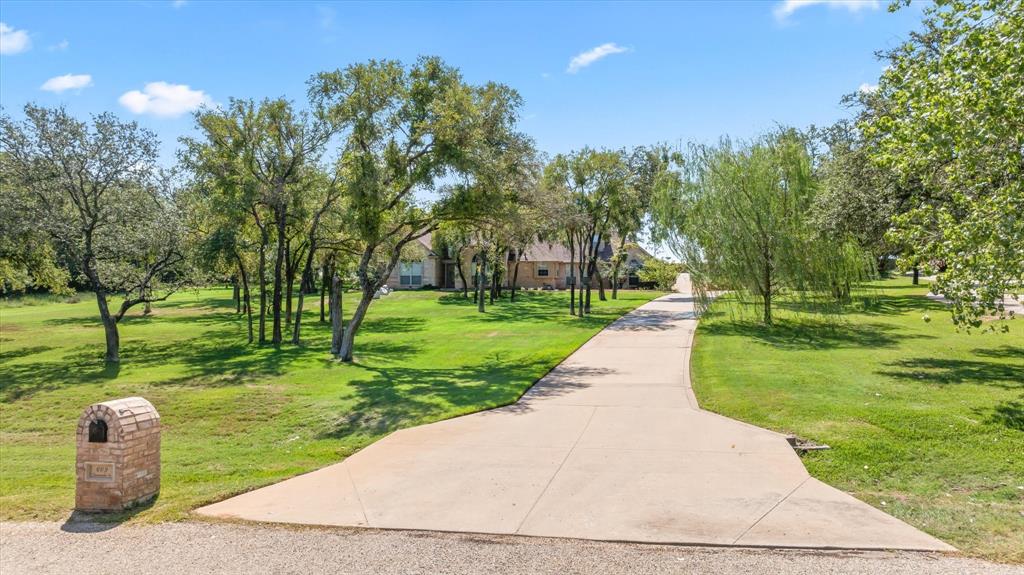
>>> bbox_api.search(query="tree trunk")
[339,287,374,362]
[258,231,268,343]
[271,206,287,345]
[763,289,772,325]
[584,275,592,314]
[320,262,328,323]
[455,256,468,298]
[94,288,120,363]
[595,266,607,302]
[912,265,920,285]
[511,256,521,302]
[568,239,576,316]
[611,263,620,300]
[292,238,320,344]
[330,272,343,356]
[234,254,254,344]
[477,253,487,312]
[233,278,241,313]
[580,260,590,315]
[284,241,294,330]
[489,266,498,305]
[762,257,773,325]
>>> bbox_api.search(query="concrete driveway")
[197,279,953,552]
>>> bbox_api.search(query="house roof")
[520,237,652,264]
[414,233,438,257]
[520,241,574,263]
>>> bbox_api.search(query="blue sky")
[1,0,925,163]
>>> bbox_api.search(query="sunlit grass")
[0,287,661,523]
[691,277,1024,562]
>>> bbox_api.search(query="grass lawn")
[0,287,661,523]
[691,277,1023,562]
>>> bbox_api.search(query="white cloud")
[773,0,880,22]
[48,39,70,52]
[171,0,188,7]
[858,82,878,94]
[0,22,31,55]
[40,74,93,93]
[119,81,212,117]
[566,42,629,74]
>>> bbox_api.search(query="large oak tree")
[0,105,186,362]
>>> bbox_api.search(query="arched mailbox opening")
[88,419,108,443]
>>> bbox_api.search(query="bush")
[636,259,684,291]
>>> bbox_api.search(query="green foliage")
[0,105,187,361]
[809,121,902,265]
[309,57,524,358]
[863,0,1024,328]
[658,128,873,323]
[692,277,1024,562]
[635,258,683,291]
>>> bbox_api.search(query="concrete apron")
[196,281,954,552]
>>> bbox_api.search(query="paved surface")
[926,292,1023,316]
[5,522,1018,575]
[198,276,952,551]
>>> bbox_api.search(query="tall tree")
[545,149,628,315]
[0,105,186,362]
[608,146,680,299]
[184,98,334,344]
[309,57,521,361]
[862,0,1023,328]
[809,121,903,274]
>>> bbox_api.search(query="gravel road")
[2,521,1021,575]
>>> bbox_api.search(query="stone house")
[384,233,651,291]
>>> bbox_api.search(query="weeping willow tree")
[657,129,872,324]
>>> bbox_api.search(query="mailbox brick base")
[76,397,161,512]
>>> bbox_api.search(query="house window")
[399,261,423,286]
[537,263,549,277]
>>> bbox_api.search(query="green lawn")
[691,277,1023,562]
[0,287,661,522]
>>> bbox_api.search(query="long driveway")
[197,278,953,551]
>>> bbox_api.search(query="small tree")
[0,105,186,362]
[658,129,868,324]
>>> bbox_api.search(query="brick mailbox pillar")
[76,397,161,512]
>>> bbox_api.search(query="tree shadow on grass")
[360,316,427,334]
[316,358,599,439]
[0,345,55,362]
[973,345,1024,360]
[0,349,122,401]
[876,358,1023,390]
[985,397,1024,432]
[0,313,431,402]
[773,293,947,318]
[437,291,632,331]
[699,317,926,350]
